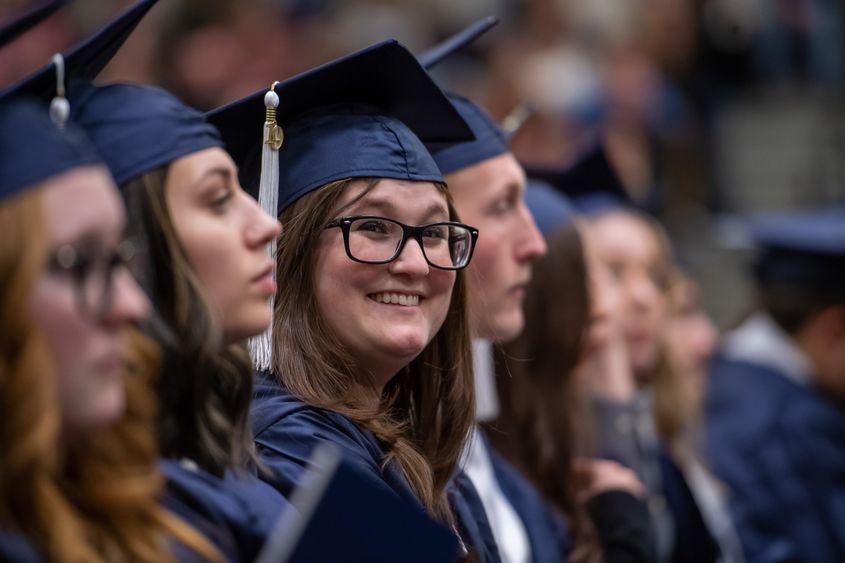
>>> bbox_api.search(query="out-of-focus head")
[435,95,547,342]
[586,209,672,381]
[0,100,149,434]
[750,207,845,403]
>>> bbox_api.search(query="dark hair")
[489,223,601,562]
[122,166,256,477]
[270,178,475,524]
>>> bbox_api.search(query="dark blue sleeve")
[253,406,396,502]
[706,358,845,562]
[160,460,286,562]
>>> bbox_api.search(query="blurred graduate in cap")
[7,1,287,560]
[417,22,581,563]
[706,206,845,563]
[0,72,218,563]
[209,38,485,561]
[488,175,657,563]
[530,146,742,563]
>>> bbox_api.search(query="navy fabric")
[207,39,473,214]
[0,0,64,48]
[524,144,630,215]
[485,434,572,563]
[70,82,223,185]
[251,371,483,561]
[160,459,287,563]
[272,453,459,562]
[448,470,503,563]
[748,206,845,293]
[430,93,508,176]
[0,0,156,101]
[0,99,102,200]
[656,448,720,563]
[417,16,499,70]
[525,178,575,237]
[705,355,845,562]
[0,530,39,563]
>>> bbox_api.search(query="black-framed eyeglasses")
[325,215,479,270]
[47,238,140,319]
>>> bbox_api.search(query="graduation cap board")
[417,15,499,70]
[254,443,460,563]
[748,206,845,294]
[0,98,102,199]
[0,0,66,48]
[523,144,631,215]
[0,0,157,101]
[207,38,474,215]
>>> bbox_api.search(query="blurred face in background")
[587,210,669,381]
[579,221,623,354]
[447,153,547,343]
[29,166,149,434]
[665,275,717,400]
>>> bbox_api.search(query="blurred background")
[2,0,844,329]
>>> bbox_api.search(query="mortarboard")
[417,15,498,70]
[70,82,222,186]
[0,0,157,101]
[748,207,845,294]
[0,98,102,200]
[412,15,511,176]
[523,144,631,215]
[428,93,508,176]
[206,38,474,216]
[524,178,576,237]
[0,0,66,48]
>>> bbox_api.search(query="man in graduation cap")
[705,206,845,563]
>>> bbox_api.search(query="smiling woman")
[210,39,486,559]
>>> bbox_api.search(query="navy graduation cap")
[524,178,576,237]
[748,206,845,293]
[0,0,157,101]
[0,0,65,48]
[0,98,102,200]
[70,82,223,185]
[524,144,631,215]
[429,93,509,176]
[207,39,473,216]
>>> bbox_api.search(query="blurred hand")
[574,458,645,501]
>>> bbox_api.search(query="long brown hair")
[0,186,219,562]
[122,166,256,477]
[270,178,475,523]
[489,222,601,563]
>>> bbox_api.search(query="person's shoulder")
[251,372,358,440]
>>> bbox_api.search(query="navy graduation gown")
[252,371,472,559]
[0,530,38,563]
[706,355,845,562]
[161,459,287,562]
[486,440,572,563]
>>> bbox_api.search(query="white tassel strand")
[248,82,283,371]
[49,53,69,128]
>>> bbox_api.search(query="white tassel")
[248,83,283,371]
[49,53,69,129]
